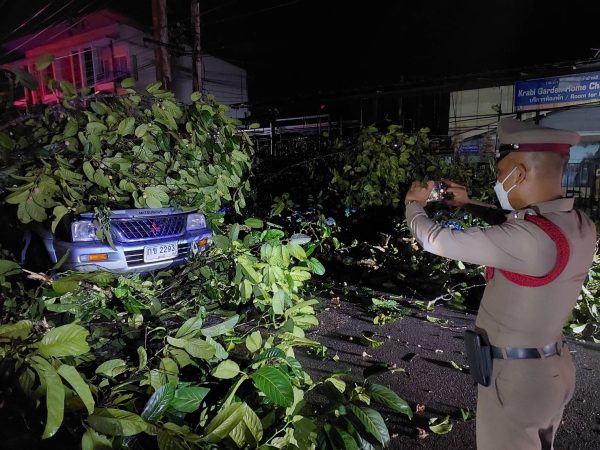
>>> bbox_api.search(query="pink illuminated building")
[1,10,248,118]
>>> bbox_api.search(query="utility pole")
[152,0,172,89]
[191,0,202,93]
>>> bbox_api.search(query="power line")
[4,0,108,57]
[0,0,57,44]
[3,0,81,56]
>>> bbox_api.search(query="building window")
[114,55,129,77]
[72,51,83,88]
[82,48,94,86]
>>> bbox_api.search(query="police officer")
[404,118,596,449]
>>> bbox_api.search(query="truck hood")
[80,207,196,220]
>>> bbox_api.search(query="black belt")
[491,341,564,359]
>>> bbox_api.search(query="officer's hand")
[405,180,434,207]
[442,179,470,207]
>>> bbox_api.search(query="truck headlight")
[187,213,206,231]
[71,221,97,242]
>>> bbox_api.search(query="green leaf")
[286,242,307,261]
[141,383,176,422]
[426,315,449,325]
[86,122,107,135]
[366,384,413,419]
[83,161,95,181]
[246,331,262,353]
[35,53,54,71]
[57,364,95,414]
[95,359,128,378]
[144,186,169,206]
[360,334,383,348]
[348,404,389,446]
[5,188,29,204]
[64,120,79,140]
[25,198,47,222]
[88,408,148,437]
[212,360,240,379]
[146,81,162,93]
[450,360,464,372]
[244,218,263,229]
[257,347,286,362]
[272,290,285,316]
[60,80,76,97]
[166,336,215,360]
[160,357,179,384]
[0,319,31,339]
[35,323,90,357]
[229,403,263,447]
[52,277,80,294]
[251,366,294,407]
[175,315,203,338]
[90,101,109,115]
[0,131,15,150]
[162,100,183,119]
[93,169,111,188]
[212,234,230,250]
[11,68,38,89]
[81,428,113,450]
[191,91,202,102]
[17,202,31,223]
[307,257,325,275]
[171,386,209,413]
[429,415,453,434]
[117,117,136,136]
[334,427,359,450]
[201,314,239,337]
[203,402,245,443]
[52,205,69,233]
[30,356,65,439]
[460,408,474,422]
[326,376,346,393]
[238,259,261,283]
[121,77,136,89]
[229,223,240,241]
[134,123,149,137]
[137,347,147,370]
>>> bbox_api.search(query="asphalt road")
[297,292,600,449]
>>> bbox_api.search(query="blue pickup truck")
[28,207,212,274]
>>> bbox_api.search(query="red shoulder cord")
[484,214,570,287]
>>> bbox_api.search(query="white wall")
[117,24,159,89]
[172,53,248,119]
[449,85,514,140]
[116,24,248,119]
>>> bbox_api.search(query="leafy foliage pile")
[0,66,412,449]
[569,242,600,342]
[330,125,496,209]
[1,77,252,234]
[0,219,413,449]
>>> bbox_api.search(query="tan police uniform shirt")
[405,198,596,347]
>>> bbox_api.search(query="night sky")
[1,0,599,109]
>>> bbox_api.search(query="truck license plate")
[143,243,178,262]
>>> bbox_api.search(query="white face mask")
[494,167,518,210]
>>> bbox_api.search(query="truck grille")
[124,243,190,267]
[112,216,186,241]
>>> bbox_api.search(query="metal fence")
[563,159,600,220]
[249,127,600,220]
